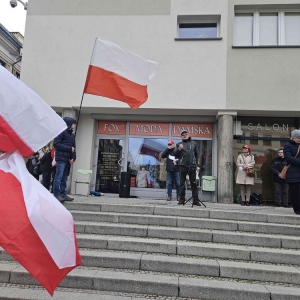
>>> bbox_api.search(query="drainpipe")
[11,56,22,76]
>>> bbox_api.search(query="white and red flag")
[0,67,81,295]
[0,66,67,157]
[84,38,159,109]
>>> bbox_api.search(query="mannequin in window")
[136,166,151,188]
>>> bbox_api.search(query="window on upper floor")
[179,23,217,38]
[176,15,221,40]
[234,11,300,46]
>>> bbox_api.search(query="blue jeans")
[167,171,180,198]
[53,161,70,197]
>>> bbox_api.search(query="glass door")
[95,138,125,194]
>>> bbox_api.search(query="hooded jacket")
[53,117,76,163]
[173,137,199,168]
[284,140,300,183]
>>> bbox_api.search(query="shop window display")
[233,116,299,204]
[128,138,212,189]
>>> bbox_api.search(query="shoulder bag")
[242,155,255,177]
[280,145,300,179]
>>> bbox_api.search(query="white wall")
[21,0,228,112]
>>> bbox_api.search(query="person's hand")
[72,147,75,153]
[69,159,74,164]
[278,173,283,178]
[243,164,248,170]
[178,144,183,150]
[168,144,175,149]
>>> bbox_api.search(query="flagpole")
[75,37,98,138]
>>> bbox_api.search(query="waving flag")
[0,66,67,156]
[84,38,159,109]
[0,67,81,295]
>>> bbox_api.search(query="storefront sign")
[172,123,213,138]
[247,123,288,131]
[130,122,168,136]
[98,121,126,135]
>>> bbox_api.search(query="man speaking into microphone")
[174,130,200,206]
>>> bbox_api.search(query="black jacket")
[271,157,287,183]
[173,137,199,168]
[40,152,53,172]
[283,140,300,183]
[161,148,179,172]
[53,117,76,163]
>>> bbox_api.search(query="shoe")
[283,204,289,208]
[275,203,282,207]
[62,195,74,201]
[167,196,171,201]
[178,199,184,205]
[177,197,180,201]
[241,201,245,206]
[55,195,65,202]
[193,201,201,206]
[246,201,250,206]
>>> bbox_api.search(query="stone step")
[65,202,300,225]
[2,261,300,300]
[71,210,300,236]
[74,234,300,265]
[74,221,300,249]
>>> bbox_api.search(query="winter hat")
[168,140,174,145]
[291,129,300,139]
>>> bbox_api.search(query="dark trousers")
[274,181,288,206]
[288,183,300,214]
[179,166,198,202]
[42,171,52,190]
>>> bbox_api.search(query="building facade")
[0,24,23,78]
[21,0,300,203]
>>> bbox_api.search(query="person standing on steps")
[161,140,180,201]
[236,145,255,206]
[284,129,300,215]
[173,130,200,206]
[271,148,289,207]
[53,117,76,202]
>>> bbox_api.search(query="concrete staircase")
[1,198,300,299]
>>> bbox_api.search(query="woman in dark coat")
[40,147,53,190]
[283,129,300,214]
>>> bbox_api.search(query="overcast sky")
[0,0,28,36]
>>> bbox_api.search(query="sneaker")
[167,196,171,201]
[62,195,74,201]
[193,201,201,206]
[178,199,184,205]
[55,195,65,202]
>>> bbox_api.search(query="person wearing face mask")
[271,148,289,207]
[236,145,255,206]
[284,129,300,214]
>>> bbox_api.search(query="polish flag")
[0,152,81,295]
[84,38,159,109]
[0,67,81,295]
[0,66,67,157]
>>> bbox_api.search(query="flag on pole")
[0,151,81,295]
[0,66,67,157]
[84,38,159,109]
[0,66,81,295]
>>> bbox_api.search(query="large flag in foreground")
[84,38,159,109]
[0,67,82,295]
[0,66,67,157]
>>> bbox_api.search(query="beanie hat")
[291,129,300,139]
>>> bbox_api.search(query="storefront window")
[233,116,299,203]
[128,138,212,189]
